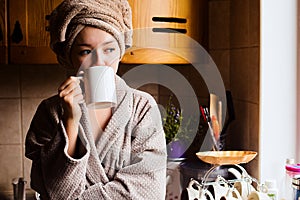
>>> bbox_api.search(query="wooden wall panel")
[0,0,7,63]
[122,0,208,64]
[8,0,62,64]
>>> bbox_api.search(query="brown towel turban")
[48,0,132,68]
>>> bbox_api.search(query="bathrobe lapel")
[80,76,133,184]
[79,103,109,184]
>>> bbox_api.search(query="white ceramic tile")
[209,0,230,49]
[21,98,44,142]
[248,103,259,152]
[189,66,209,99]
[209,50,230,90]
[0,144,23,191]
[21,64,66,98]
[249,0,260,46]
[0,99,21,144]
[230,48,249,101]
[0,64,20,98]
[248,48,259,104]
[230,0,250,48]
[24,156,32,190]
[226,100,249,150]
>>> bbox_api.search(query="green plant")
[163,97,200,146]
[163,97,183,144]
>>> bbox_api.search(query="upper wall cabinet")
[0,0,7,64]
[121,0,208,64]
[0,0,208,65]
[1,0,62,64]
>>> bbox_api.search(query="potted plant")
[163,97,203,159]
[163,98,182,145]
[163,97,192,158]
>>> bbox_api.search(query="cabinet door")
[121,0,208,64]
[9,0,62,64]
[0,0,7,64]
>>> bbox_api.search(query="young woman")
[25,0,167,199]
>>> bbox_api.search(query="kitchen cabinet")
[1,0,62,64]
[121,0,208,64]
[1,0,207,65]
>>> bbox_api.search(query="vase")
[167,140,185,159]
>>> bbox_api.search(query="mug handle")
[215,176,243,200]
[231,187,243,200]
[186,179,215,200]
[186,179,201,199]
[200,189,214,200]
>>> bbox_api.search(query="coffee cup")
[246,183,270,200]
[228,167,255,200]
[233,182,255,200]
[212,176,242,200]
[186,179,214,200]
[247,191,270,200]
[214,186,242,200]
[81,66,117,109]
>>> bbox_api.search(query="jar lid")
[286,164,300,172]
[265,180,277,189]
[286,158,295,165]
[292,176,300,186]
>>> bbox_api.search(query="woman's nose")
[91,49,106,66]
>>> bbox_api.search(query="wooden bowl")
[196,151,257,165]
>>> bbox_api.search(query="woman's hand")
[58,76,84,157]
[58,76,83,122]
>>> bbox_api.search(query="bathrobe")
[25,76,167,200]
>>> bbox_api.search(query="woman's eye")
[79,50,91,56]
[104,48,115,54]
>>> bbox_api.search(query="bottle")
[283,159,295,200]
[265,180,278,200]
[284,159,300,200]
[292,176,300,200]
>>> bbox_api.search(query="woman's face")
[70,26,121,73]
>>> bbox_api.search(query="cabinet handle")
[11,21,23,44]
[45,14,51,20]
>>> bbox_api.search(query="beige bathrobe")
[25,76,167,200]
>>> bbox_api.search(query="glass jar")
[292,176,300,200]
[285,164,300,200]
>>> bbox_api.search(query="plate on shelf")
[196,151,257,165]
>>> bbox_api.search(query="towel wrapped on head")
[48,0,132,68]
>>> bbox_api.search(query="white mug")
[233,181,255,200]
[212,177,242,200]
[228,168,255,200]
[81,66,117,109]
[247,191,270,200]
[186,179,214,200]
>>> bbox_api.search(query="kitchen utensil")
[196,151,257,165]
[12,177,26,200]
[219,91,235,150]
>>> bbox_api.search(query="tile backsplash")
[0,64,67,196]
[0,63,211,196]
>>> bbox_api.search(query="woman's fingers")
[58,76,82,98]
[58,77,84,123]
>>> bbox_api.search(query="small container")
[285,162,300,200]
[292,176,300,200]
[265,180,278,200]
